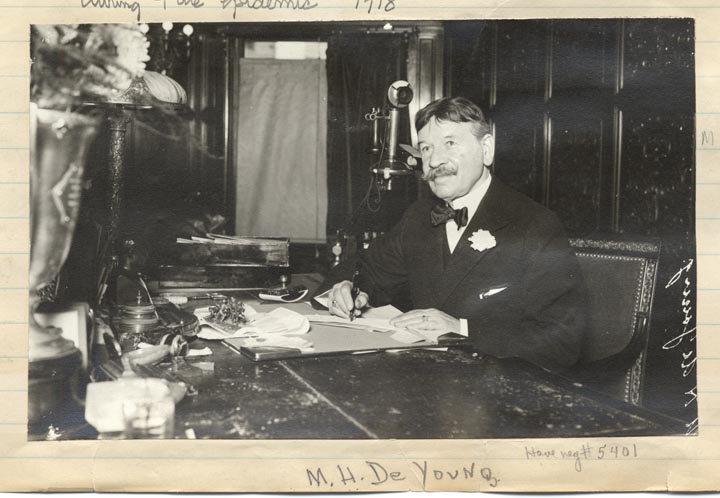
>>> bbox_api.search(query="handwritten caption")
[355,0,395,13]
[525,443,639,472]
[80,0,396,21]
[663,258,698,435]
[306,461,499,490]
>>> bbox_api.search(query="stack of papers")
[305,305,449,345]
[196,306,310,340]
[311,302,453,344]
[196,303,457,359]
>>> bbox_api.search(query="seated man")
[328,97,588,372]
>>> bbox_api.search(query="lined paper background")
[1,1,718,492]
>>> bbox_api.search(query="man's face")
[417,118,494,201]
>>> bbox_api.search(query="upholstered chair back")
[570,238,661,405]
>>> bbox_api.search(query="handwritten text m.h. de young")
[306,461,499,490]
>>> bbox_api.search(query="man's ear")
[481,133,495,166]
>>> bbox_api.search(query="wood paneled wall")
[448,19,696,421]
[448,19,695,240]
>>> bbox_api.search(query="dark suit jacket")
[356,178,589,372]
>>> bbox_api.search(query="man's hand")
[390,308,461,334]
[328,280,369,319]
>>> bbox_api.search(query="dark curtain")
[326,33,414,237]
[234,58,328,242]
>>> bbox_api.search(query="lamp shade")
[105,71,187,107]
[143,71,187,105]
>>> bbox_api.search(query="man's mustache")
[422,165,458,182]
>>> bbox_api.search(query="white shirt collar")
[449,169,492,216]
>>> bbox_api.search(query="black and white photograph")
[28,18,696,441]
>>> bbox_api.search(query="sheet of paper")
[389,328,428,344]
[196,306,310,338]
[311,295,403,320]
[362,304,403,319]
[236,335,314,352]
[306,307,444,344]
[305,313,402,333]
[406,326,451,342]
[197,326,229,341]
[186,347,213,357]
[312,288,331,308]
[307,315,433,344]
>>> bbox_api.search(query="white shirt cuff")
[459,318,469,337]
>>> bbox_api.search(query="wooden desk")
[29,286,685,440]
[170,342,683,439]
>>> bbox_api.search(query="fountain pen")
[349,269,360,321]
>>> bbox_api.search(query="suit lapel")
[437,179,513,307]
[414,209,448,306]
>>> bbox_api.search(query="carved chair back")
[570,238,661,406]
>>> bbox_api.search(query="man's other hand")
[328,280,369,319]
[390,309,461,334]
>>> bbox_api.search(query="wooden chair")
[569,237,661,406]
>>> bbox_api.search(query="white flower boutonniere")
[468,229,496,253]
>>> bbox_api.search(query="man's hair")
[415,97,492,139]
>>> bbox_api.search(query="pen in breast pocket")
[479,286,508,300]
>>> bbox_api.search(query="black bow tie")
[431,203,468,229]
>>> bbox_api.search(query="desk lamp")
[92,71,188,306]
